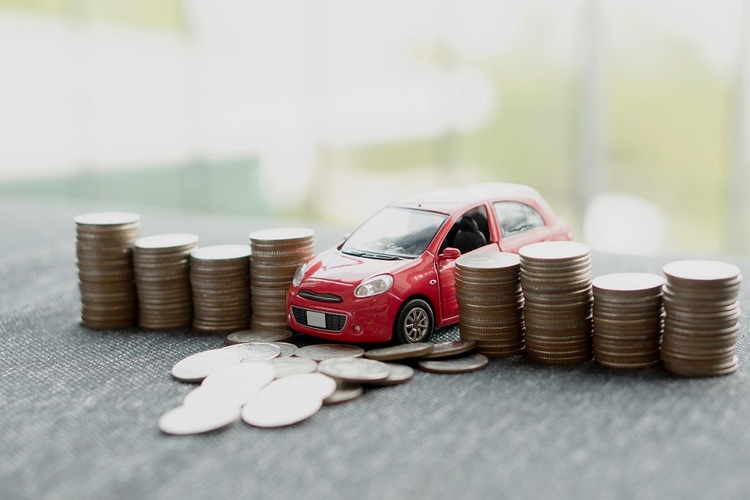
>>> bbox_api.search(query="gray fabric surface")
[1,196,749,500]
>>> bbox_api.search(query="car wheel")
[394,299,434,344]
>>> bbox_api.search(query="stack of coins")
[454,252,525,357]
[190,245,252,334]
[519,241,593,365]
[75,212,140,329]
[249,228,315,331]
[134,234,199,330]
[661,260,742,377]
[592,273,665,369]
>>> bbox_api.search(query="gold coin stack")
[249,228,315,331]
[75,212,140,329]
[190,245,252,334]
[592,273,665,369]
[661,260,742,377]
[134,234,199,330]
[454,252,525,357]
[519,241,593,365]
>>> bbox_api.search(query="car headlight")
[292,262,308,288]
[354,274,393,298]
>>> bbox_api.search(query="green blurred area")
[0,0,183,27]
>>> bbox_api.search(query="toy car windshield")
[341,207,448,259]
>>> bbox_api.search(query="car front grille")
[291,306,346,332]
[298,290,343,303]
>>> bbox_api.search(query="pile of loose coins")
[454,253,525,357]
[159,333,483,434]
[134,234,199,330]
[75,212,140,329]
[249,228,315,331]
[592,273,665,369]
[661,260,742,377]
[518,241,594,364]
[190,245,252,334]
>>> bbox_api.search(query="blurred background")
[0,0,749,255]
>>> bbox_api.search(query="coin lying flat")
[159,404,241,435]
[223,342,281,362]
[417,353,489,374]
[262,373,337,400]
[226,329,294,345]
[200,362,275,390]
[323,383,364,405]
[171,348,243,383]
[295,344,365,361]
[268,357,319,378]
[241,392,323,428]
[368,363,414,386]
[364,343,434,361]
[270,342,298,358]
[424,340,476,359]
[318,358,391,383]
[183,384,261,408]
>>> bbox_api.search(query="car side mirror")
[441,247,461,259]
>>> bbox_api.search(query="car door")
[435,204,498,325]
[493,200,554,253]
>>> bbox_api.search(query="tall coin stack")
[519,241,593,365]
[75,212,140,329]
[592,273,665,369]
[190,245,252,334]
[134,234,199,330]
[249,228,315,331]
[661,260,742,377]
[454,252,525,357]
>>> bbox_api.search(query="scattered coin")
[270,342,298,358]
[200,362,275,390]
[171,348,242,383]
[295,344,365,361]
[262,373,337,400]
[159,404,241,435]
[223,342,281,362]
[183,384,260,408]
[226,329,294,345]
[242,392,323,428]
[268,357,319,378]
[368,363,414,386]
[417,353,489,374]
[323,383,364,405]
[318,358,391,383]
[421,340,477,359]
[364,343,434,361]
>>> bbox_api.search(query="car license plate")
[306,310,326,328]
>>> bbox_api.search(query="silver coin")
[295,344,365,361]
[324,383,364,405]
[159,404,240,435]
[268,357,319,378]
[241,391,322,428]
[226,329,294,345]
[183,384,260,408]
[318,358,391,383]
[268,342,298,358]
[201,362,275,390]
[422,340,476,359]
[417,353,490,374]
[262,373,337,400]
[364,343,434,361]
[223,342,281,362]
[191,244,251,261]
[368,363,414,386]
[171,348,243,383]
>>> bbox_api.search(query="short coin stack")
[249,228,315,331]
[190,245,252,334]
[519,241,593,365]
[454,252,525,357]
[661,260,742,377]
[134,234,199,330]
[592,273,665,369]
[75,212,140,329]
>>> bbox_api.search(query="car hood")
[302,248,419,286]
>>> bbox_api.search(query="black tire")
[394,298,434,344]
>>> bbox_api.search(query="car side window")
[440,205,490,254]
[493,201,545,238]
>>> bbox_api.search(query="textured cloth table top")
[1,196,749,500]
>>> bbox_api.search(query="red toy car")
[286,183,571,344]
